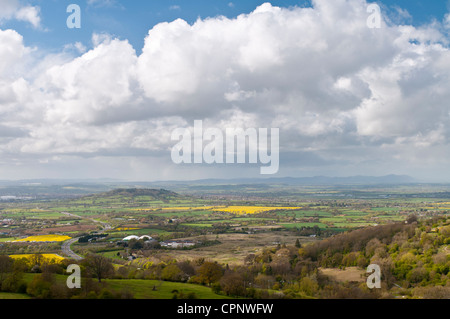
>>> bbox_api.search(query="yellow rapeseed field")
[132,206,224,211]
[212,206,302,215]
[12,234,71,242]
[9,254,65,264]
[132,205,300,215]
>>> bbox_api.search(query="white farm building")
[122,235,152,241]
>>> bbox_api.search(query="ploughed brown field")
[25,224,98,235]
[319,267,366,283]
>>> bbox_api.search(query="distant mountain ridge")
[0,174,417,187]
[87,188,179,199]
[149,174,416,186]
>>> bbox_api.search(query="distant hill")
[85,188,180,200]
[0,175,419,199]
[147,174,416,186]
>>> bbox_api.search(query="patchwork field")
[0,184,449,300]
[2,185,450,248]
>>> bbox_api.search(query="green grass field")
[0,292,30,299]
[0,237,18,242]
[154,210,215,218]
[20,273,228,299]
[181,223,214,228]
[280,222,327,229]
[105,279,230,299]
[275,210,333,217]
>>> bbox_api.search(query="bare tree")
[83,254,114,283]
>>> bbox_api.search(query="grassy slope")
[0,292,30,299]
[105,279,231,299]
[21,273,229,299]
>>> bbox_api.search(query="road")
[61,212,112,230]
[60,212,112,260]
[61,237,83,260]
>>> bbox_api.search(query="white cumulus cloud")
[0,0,41,28]
[1,0,450,180]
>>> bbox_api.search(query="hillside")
[84,188,180,201]
[298,216,450,298]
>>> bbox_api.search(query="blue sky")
[4,0,450,54]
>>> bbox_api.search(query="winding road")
[62,237,83,260]
[60,212,112,260]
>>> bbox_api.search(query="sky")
[0,0,450,182]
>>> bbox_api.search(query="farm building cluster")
[120,235,198,249]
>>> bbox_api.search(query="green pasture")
[275,210,333,218]
[332,222,373,228]
[153,210,215,218]
[181,223,214,228]
[0,292,30,299]
[105,279,229,299]
[1,210,62,219]
[371,207,399,212]
[20,273,228,299]
[280,222,327,229]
